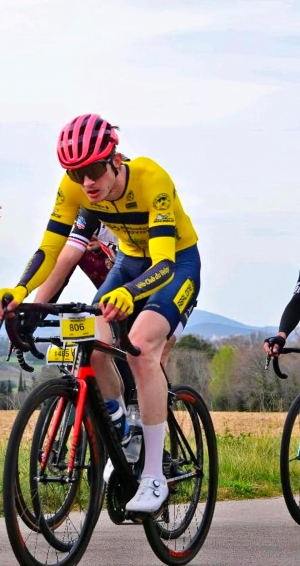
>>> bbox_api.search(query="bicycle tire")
[143,384,218,566]
[3,377,105,566]
[280,391,300,524]
[15,470,40,532]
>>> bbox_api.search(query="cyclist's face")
[81,157,122,202]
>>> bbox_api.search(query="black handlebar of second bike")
[265,347,300,380]
[1,297,141,358]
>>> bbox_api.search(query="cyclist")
[264,272,300,356]
[0,113,201,513]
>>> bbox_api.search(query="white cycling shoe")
[125,477,169,513]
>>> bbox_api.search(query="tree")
[209,345,236,410]
[175,335,216,359]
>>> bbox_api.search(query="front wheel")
[3,378,105,566]
[280,392,300,524]
[143,384,218,565]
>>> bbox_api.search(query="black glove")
[264,335,286,349]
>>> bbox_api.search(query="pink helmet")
[57,114,119,169]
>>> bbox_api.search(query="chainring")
[106,470,131,524]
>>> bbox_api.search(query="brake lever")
[6,341,14,362]
[264,354,271,370]
[265,351,288,379]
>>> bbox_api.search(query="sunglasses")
[66,161,108,184]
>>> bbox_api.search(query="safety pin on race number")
[60,313,96,342]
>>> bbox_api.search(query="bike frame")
[39,336,139,495]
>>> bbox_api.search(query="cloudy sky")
[1,0,300,328]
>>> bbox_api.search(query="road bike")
[266,346,300,524]
[1,300,218,566]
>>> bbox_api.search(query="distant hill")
[0,310,283,341]
[183,309,279,340]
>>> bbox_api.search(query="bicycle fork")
[39,372,88,483]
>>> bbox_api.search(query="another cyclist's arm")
[264,272,300,355]
[278,292,300,337]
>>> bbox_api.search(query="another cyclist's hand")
[0,286,27,319]
[99,287,134,321]
[87,234,101,253]
[263,334,286,357]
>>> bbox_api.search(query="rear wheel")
[280,392,300,524]
[3,378,105,566]
[143,384,218,565]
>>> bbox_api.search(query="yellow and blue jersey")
[18,157,198,301]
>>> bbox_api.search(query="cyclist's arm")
[124,240,175,301]
[34,206,100,303]
[34,245,85,303]
[278,294,300,337]
[264,273,300,354]
[0,175,83,312]
[124,169,176,301]
[277,271,300,337]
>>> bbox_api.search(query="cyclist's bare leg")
[91,316,123,400]
[125,310,170,511]
[127,310,169,425]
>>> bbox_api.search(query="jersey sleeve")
[17,174,83,294]
[66,207,100,253]
[279,271,300,336]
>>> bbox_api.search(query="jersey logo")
[153,193,171,211]
[126,190,137,208]
[55,188,65,206]
[51,207,62,219]
[91,203,110,210]
[173,278,195,314]
[127,190,135,201]
[75,215,86,230]
[154,213,174,223]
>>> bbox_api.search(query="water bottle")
[127,403,142,429]
[124,403,143,463]
[105,399,131,446]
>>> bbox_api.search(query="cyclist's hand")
[99,287,134,321]
[263,335,286,357]
[0,286,27,319]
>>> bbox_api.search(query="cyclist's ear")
[112,153,123,168]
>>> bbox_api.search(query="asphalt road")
[0,497,300,565]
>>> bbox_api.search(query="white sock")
[141,422,166,483]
